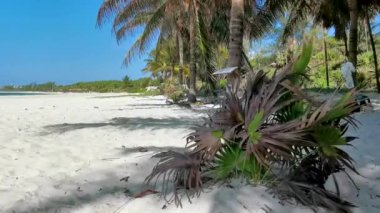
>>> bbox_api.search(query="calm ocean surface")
[0,91,44,96]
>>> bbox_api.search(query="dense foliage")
[250,27,380,91]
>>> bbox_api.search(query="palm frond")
[111,0,156,29]
[273,180,355,213]
[115,12,152,42]
[249,0,289,40]
[281,1,311,44]
[145,151,202,207]
[97,0,129,26]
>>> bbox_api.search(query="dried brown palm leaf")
[145,151,202,207]
[186,130,222,161]
[273,180,355,213]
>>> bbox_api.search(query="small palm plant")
[146,40,359,212]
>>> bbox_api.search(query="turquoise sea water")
[0,91,44,96]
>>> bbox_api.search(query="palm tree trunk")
[171,64,175,80]
[323,33,329,88]
[344,32,349,57]
[366,9,380,93]
[226,0,244,92]
[178,32,184,85]
[188,0,197,103]
[348,0,358,85]
[364,21,369,52]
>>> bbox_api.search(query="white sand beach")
[1,93,380,213]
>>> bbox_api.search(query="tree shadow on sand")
[42,116,202,135]
[7,159,156,213]
[5,143,331,213]
[117,145,185,156]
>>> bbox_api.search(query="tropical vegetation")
[95,0,380,211]
[97,0,380,101]
[0,77,161,94]
[146,40,360,212]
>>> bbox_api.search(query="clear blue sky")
[0,0,151,86]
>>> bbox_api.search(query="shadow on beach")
[42,116,202,135]
[6,159,155,213]
[117,145,186,156]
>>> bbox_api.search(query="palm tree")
[143,50,173,79]
[365,6,380,93]
[97,1,174,65]
[226,0,244,69]
[98,0,221,103]
[347,0,359,67]
[177,30,185,85]
[256,0,379,86]
[323,30,330,88]
[188,0,198,103]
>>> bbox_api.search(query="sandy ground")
[0,92,380,213]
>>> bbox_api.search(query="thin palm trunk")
[178,33,184,85]
[343,32,349,57]
[348,0,358,85]
[171,64,175,80]
[188,0,197,103]
[364,21,369,52]
[226,0,244,92]
[323,33,329,88]
[366,9,380,93]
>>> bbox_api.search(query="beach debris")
[124,189,132,196]
[165,100,173,105]
[225,184,234,189]
[76,187,83,192]
[237,200,249,212]
[137,146,148,152]
[133,189,159,198]
[94,106,99,109]
[101,157,120,161]
[162,205,167,209]
[120,176,130,182]
[260,205,273,213]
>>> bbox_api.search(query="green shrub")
[163,81,185,103]
[356,71,369,89]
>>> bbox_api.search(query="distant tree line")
[0,77,161,94]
